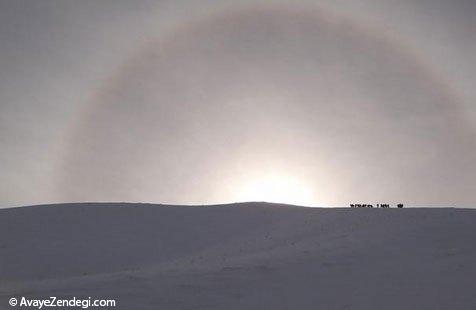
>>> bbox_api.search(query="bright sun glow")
[233,174,315,207]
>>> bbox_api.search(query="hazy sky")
[1,0,475,208]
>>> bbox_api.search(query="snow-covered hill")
[1,203,475,309]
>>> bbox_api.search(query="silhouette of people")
[350,203,403,208]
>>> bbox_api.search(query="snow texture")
[1,203,475,309]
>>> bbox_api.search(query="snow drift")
[1,203,475,309]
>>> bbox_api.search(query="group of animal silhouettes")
[350,203,404,208]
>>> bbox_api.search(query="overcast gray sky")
[1,0,475,208]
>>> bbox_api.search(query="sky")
[1,0,475,208]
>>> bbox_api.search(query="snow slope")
[1,203,475,309]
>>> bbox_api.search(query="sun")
[232,173,315,207]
